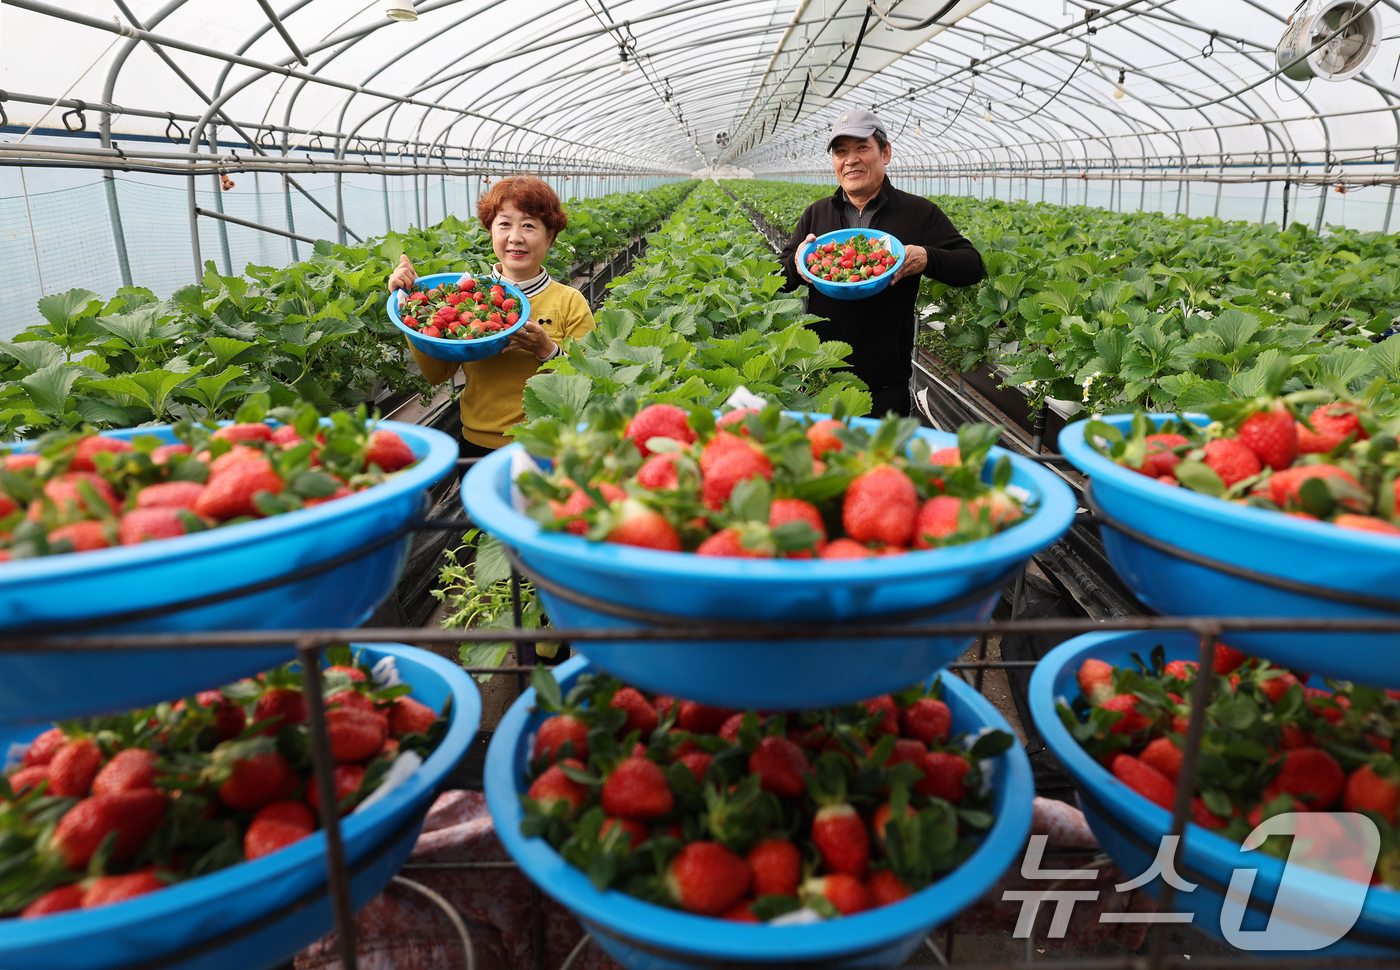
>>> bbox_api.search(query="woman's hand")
[388,254,417,293]
[508,320,558,361]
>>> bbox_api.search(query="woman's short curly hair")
[476,176,568,239]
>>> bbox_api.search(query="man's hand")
[388,254,417,293]
[890,244,927,285]
[508,320,558,360]
[795,233,818,282]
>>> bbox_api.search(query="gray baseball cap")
[827,107,887,150]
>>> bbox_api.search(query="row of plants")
[723,179,1400,417]
[438,182,874,672]
[0,182,697,440]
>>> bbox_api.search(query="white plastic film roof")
[1,0,1398,180]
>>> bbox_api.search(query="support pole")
[188,172,203,282]
[102,170,133,287]
[284,173,300,262]
[195,206,317,243]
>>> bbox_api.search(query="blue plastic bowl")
[486,655,1033,970]
[0,420,457,724]
[461,415,1075,709]
[1059,413,1400,685]
[796,229,907,301]
[1030,630,1400,955]
[387,272,529,362]
[0,643,480,970]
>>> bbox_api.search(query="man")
[779,108,984,417]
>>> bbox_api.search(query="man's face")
[830,135,891,197]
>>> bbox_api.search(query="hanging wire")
[865,0,959,31]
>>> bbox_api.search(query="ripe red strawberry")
[664,841,751,916]
[1304,686,1351,725]
[701,444,773,510]
[1214,643,1247,674]
[1344,764,1400,825]
[625,404,696,457]
[811,802,870,878]
[1296,403,1367,454]
[195,458,284,521]
[1266,748,1344,810]
[699,432,750,476]
[911,495,963,549]
[820,538,872,558]
[22,727,67,767]
[52,789,168,868]
[1101,694,1150,735]
[1281,724,1316,750]
[527,757,589,816]
[92,748,158,796]
[365,430,416,472]
[769,498,826,556]
[867,869,912,906]
[722,899,760,922]
[173,689,246,741]
[1112,754,1176,810]
[30,472,121,521]
[1238,403,1298,471]
[807,420,845,459]
[20,884,84,918]
[871,801,918,851]
[48,738,103,797]
[900,697,952,745]
[1163,660,1197,682]
[748,736,808,797]
[206,444,264,476]
[636,452,681,490]
[1140,433,1189,478]
[253,687,307,735]
[1258,671,1301,705]
[536,713,591,763]
[600,816,650,850]
[1192,797,1229,830]
[4,451,40,472]
[270,425,303,446]
[843,465,918,546]
[1269,464,1362,509]
[697,527,772,558]
[213,423,273,443]
[135,480,206,510]
[150,442,192,464]
[914,751,970,802]
[884,738,928,775]
[602,756,673,820]
[71,435,133,472]
[717,408,759,433]
[306,763,366,816]
[48,521,111,553]
[1139,737,1183,781]
[607,498,681,551]
[677,702,734,734]
[117,507,190,545]
[218,751,298,812]
[1335,514,1400,535]
[1203,438,1262,486]
[747,838,802,897]
[802,874,870,915]
[326,706,388,762]
[387,695,438,737]
[1077,659,1117,707]
[862,695,899,736]
[609,687,659,737]
[676,751,714,782]
[82,868,170,908]
[244,800,317,859]
[7,764,49,795]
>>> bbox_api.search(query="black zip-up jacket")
[779,179,984,390]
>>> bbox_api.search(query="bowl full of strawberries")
[0,643,479,970]
[461,403,1076,710]
[485,657,1032,970]
[1031,629,1400,955]
[0,402,457,724]
[1058,389,1400,684]
[388,272,530,362]
[796,230,906,301]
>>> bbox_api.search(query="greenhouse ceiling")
[1,0,1398,182]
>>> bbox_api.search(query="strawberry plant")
[0,647,449,917]
[518,666,1013,919]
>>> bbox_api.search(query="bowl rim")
[461,414,1077,585]
[386,271,529,348]
[486,654,1034,961]
[1058,412,1400,559]
[0,643,481,949]
[0,418,458,587]
[796,228,907,289]
[1027,629,1400,921]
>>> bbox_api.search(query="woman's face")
[490,202,553,280]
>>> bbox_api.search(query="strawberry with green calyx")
[20,884,84,918]
[609,688,660,738]
[48,738,103,798]
[746,837,802,897]
[700,772,781,856]
[900,697,952,746]
[244,800,317,860]
[20,727,67,768]
[530,665,617,766]
[1297,403,1369,454]
[801,873,871,916]
[626,404,697,458]
[189,736,299,812]
[602,757,674,821]
[1077,658,1117,707]
[306,763,367,816]
[698,478,823,559]
[1345,760,1400,825]
[806,754,870,879]
[50,788,169,869]
[82,868,173,908]
[665,841,752,916]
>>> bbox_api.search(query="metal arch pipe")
[253,0,308,66]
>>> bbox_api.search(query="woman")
[387,176,595,457]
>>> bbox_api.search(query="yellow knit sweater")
[408,279,595,449]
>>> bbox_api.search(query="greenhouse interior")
[3,0,1400,967]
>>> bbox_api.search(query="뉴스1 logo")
[1005,812,1379,950]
